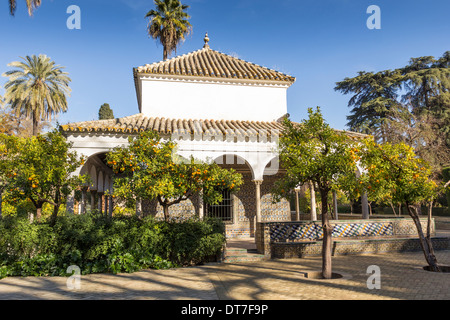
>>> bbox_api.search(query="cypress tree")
[98,103,114,120]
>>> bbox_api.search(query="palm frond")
[146,0,192,60]
[2,54,71,135]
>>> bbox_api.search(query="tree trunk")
[49,191,61,226]
[163,205,170,222]
[163,47,168,61]
[50,204,60,227]
[320,188,333,279]
[416,204,422,216]
[406,203,440,272]
[32,112,39,136]
[390,202,397,216]
[426,202,438,264]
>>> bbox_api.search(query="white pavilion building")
[61,34,368,238]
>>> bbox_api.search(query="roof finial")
[203,32,210,49]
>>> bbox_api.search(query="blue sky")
[0,0,449,130]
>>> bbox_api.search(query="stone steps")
[223,249,267,263]
[223,240,267,263]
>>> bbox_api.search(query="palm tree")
[9,0,42,16]
[2,55,71,136]
[145,0,192,61]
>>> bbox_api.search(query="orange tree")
[106,131,243,222]
[356,137,443,271]
[272,108,360,279]
[0,139,15,218]
[0,130,87,225]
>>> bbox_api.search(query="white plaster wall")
[66,133,280,181]
[140,78,288,122]
[66,134,131,159]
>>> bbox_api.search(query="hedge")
[0,214,226,279]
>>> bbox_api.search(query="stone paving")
[207,250,450,300]
[1,247,449,300]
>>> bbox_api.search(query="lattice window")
[205,189,233,223]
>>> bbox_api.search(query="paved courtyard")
[0,248,449,300]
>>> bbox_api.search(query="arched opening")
[213,154,255,179]
[209,154,258,238]
[76,152,114,215]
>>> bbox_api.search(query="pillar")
[294,188,300,221]
[66,191,75,214]
[254,180,263,224]
[104,195,109,216]
[309,181,317,221]
[198,193,204,220]
[232,193,238,224]
[90,190,96,212]
[80,189,87,214]
[108,196,114,217]
[97,192,103,214]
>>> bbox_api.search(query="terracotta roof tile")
[60,114,284,137]
[60,114,367,141]
[134,47,295,83]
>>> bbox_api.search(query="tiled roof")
[60,114,285,137]
[60,114,367,140]
[133,47,296,83]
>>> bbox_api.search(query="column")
[66,191,75,214]
[80,189,87,214]
[254,180,263,223]
[309,181,317,221]
[104,195,109,216]
[294,188,301,221]
[232,194,238,224]
[97,192,103,214]
[198,193,204,220]
[90,190,96,212]
[108,196,114,218]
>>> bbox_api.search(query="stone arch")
[207,153,259,237]
[80,152,114,187]
[75,152,114,215]
[213,153,249,165]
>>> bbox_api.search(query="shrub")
[156,217,225,266]
[0,215,226,279]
